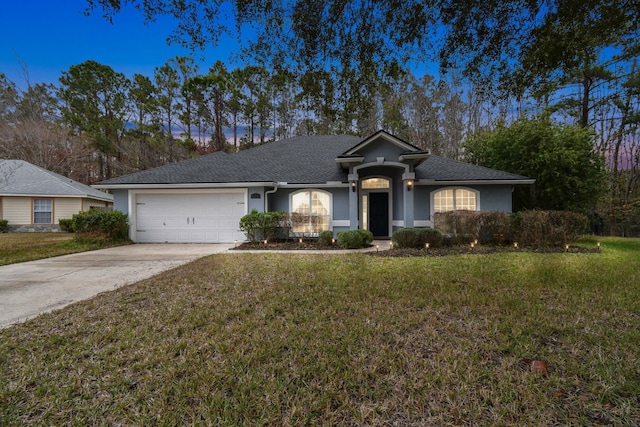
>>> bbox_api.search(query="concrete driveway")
[0,244,233,328]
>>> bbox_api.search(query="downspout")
[264,183,279,212]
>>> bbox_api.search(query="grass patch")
[0,233,129,266]
[1,238,639,425]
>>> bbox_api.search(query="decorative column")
[402,172,415,228]
[348,173,359,230]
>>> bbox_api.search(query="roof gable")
[341,130,423,155]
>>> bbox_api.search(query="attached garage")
[133,191,247,243]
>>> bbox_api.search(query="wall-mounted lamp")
[406,180,413,191]
[351,181,357,192]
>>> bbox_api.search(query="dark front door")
[369,192,389,237]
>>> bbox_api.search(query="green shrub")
[239,210,288,242]
[355,229,374,245]
[0,219,8,232]
[72,209,129,242]
[392,228,443,248]
[318,230,334,245]
[511,210,589,247]
[58,218,74,232]
[336,230,365,249]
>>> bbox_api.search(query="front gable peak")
[336,130,430,169]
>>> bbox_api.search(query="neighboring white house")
[0,159,114,231]
[94,130,534,243]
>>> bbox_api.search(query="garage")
[134,191,247,243]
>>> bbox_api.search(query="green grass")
[0,233,128,266]
[1,237,639,425]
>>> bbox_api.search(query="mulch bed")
[367,245,600,257]
[233,241,601,256]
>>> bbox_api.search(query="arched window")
[290,190,331,234]
[432,188,478,213]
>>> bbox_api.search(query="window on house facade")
[33,199,53,224]
[433,188,478,212]
[291,190,331,234]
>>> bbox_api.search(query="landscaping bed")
[234,239,601,256]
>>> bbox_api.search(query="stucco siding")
[477,185,513,212]
[1,197,32,224]
[112,189,129,213]
[248,187,266,212]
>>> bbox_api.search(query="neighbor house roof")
[0,159,113,202]
[95,134,532,187]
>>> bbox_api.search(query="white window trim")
[33,198,53,224]
[429,187,480,220]
[289,189,333,233]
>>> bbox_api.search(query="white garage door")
[135,192,246,243]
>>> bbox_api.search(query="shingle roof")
[95,134,531,186]
[0,159,113,202]
[415,155,530,181]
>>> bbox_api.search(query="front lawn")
[0,233,127,266]
[1,237,639,425]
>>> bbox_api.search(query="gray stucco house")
[94,131,533,243]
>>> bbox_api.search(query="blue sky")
[1,1,237,88]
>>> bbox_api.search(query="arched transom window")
[433,188,478,212]
[291,190,331,234]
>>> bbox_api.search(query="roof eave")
[92,182,279,190]
[416,179,535,185]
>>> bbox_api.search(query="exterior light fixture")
[299,238,303,243]
[263,239,268,244]
[234,239,237,247]
[351,181,357,192]
[406,180,413,191]
[389,241,394,249]
[376,244,379,253]
[470,242,475,249]
[425,242,430,249]
[565,244,569,252]
[332,238,336,244]
[597,242,601,251]
[513,242,518,248]
[474,239,478,245]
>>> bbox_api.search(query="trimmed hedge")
[511,210,589,247]
[392,228,444,248]
[0,219,8,233]
[337,230,367,249]
[433,210,588,247]
[318,230,334,245]
[59,218,74,232]
[72,209,129,242]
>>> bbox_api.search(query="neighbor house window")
[433,188,478,212]
[290,190,331,235]
[33,199,53,224]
